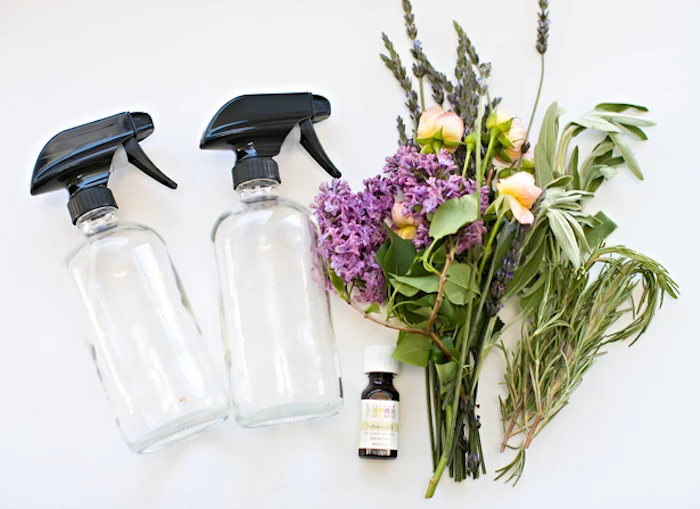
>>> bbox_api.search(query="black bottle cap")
[200,93,342,188]
[233,158,281,188]
[31,112,177,224]
[67,187,117,224]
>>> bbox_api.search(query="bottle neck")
[235,178,279,203]
[75,206,119,236]
[367,372,395,386]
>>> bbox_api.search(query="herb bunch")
[497,246,679,484]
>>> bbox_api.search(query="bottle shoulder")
[65,221,166,266]
[212,196,316,240]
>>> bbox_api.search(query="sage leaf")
[611,122,648,141]
[535,102,562,186]
[609,132,644,180]
[594,102,648,113]
[519,277,545,315]
[429,194,479,241]
[569,146,580,190]
[584,211,617,248]
[505,236,547,298]
[392,331,432,367]
[597,112,655,127]
[572,115,621,133]
[547,209,581,266]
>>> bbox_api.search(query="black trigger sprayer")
[200,92,341,188]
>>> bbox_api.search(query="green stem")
[461,147,473,179]
[474,96,486,218]
[477,210,506,278]
[524,54,545,150]
[426,365,437,468]
[481,130,497,176]
[426,267,475,498]
[419,77,426,111]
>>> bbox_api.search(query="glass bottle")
[212,179,343,427]
[359,346,400,459]
[67,206,230,453]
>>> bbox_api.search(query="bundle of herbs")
[312,0,677,498]
[497,246,679,484]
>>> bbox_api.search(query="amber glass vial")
[358,346,400,459]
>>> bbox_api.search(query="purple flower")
[383,146,488,249]
[312,179,393,303]
[312,147,491,304]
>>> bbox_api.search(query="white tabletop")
[1,0,697,507]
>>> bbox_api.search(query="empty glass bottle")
[31,112,230,453]
[201,93,345,427]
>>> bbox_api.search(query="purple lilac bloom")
[383,146,489,250]
[312,178,393,304]
[312,147,491,304]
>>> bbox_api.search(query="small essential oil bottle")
[359,346,400,460]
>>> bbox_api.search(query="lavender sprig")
[402,0,454,107]
[536,1,550,55]
[486,226,528,316]
[381,33,421,132]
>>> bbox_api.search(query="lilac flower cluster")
[312,147,490,304]
[383,146,488,253]
[312,179,393,303]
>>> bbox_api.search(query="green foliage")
[392,331,432,367]
[429,194,480,241]
[498,246,679,484]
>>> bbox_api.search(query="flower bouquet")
[313,0,678,497]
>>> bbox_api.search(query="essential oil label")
[359,400,399,451]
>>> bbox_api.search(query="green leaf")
[429,337,455,364]
[429,194,480,241]
[597,112,655,127]
[569,146,580,190]
[504,235,547,298]
[584,211,617,248]
[328,267,349,301]
[392,331,432,367]
[435,361,458,395]
[364,302,380,314]
[382,228,417,276]
[547,175,574,189]
[594,102,648,113]
[375,239,389,267]
[547,209,581,266]
[609,132,644,180]
[572,115,622,133]
[390,280,421,297]
[390,274,441,294]
[444,262,480,305]
[534,102,562,187]
[519,277,545,315]
[611,122,648,141]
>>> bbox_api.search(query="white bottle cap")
[364,345,400,374]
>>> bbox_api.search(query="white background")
[1,0,698,507]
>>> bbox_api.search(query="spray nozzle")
[199,93,341,188]
[30,112,176,223]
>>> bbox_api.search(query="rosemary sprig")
[497,245,679,484]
